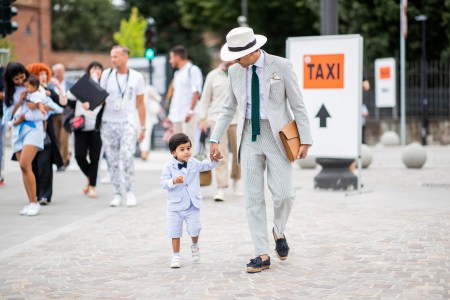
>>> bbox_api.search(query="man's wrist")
[188,109,194,115]
[209,139,219,144]
[141,126,146,131]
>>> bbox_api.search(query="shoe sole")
[246,266,262,273]
[275,252,288,261]
[262,265,270,270]
[214,198,224,202]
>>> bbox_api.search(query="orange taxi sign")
[303,54,344,89]
[379,67,391,79]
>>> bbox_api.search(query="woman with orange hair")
[26,63,64,205]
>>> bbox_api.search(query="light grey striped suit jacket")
[210,51,312,162]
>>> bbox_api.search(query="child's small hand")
[173,176,184,184]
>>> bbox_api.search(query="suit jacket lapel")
[263,51,274,102]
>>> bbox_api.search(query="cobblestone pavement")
[0,145,449,299]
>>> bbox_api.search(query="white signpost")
[374,58,396,108]
[286,35,363,159]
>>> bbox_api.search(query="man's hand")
[209,142,223,161]
[198,119,208,132]
[185,113,192,123]
[297,144,311,159]
[82,102,90,110]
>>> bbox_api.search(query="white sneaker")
[214,188,227,201]
[191,245,200,262]
[109,195,122,207]
[232,180,243,196]
[101,176,111,184]
[19,204,30,215]
[125,192,137,207]
[27,202,40,216]
[170,255,181,268]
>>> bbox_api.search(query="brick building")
[3,0,109,70]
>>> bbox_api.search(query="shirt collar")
[250,50,265,70]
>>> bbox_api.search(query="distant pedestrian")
[209,27,312,273]
[167,45,203,150]
[139,85,162,161]
[0,66,6,186]
[160,133,219,268]
[100,45,146,207]
[68,61,105,198]
[49,63,73,171]
[27,62,64,205]
[362,76,370,144]
[3,62,42,216]
[198,60,242,201]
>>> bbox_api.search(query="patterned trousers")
[101,122,137,195]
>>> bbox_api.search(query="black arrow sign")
[315,104,331,128]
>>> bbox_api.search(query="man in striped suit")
[209,27,312,273]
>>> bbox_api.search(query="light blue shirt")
[245,50,267,119]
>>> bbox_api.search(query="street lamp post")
[237,0,248,27]
[415,15,428,145]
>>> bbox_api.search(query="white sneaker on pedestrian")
[214,188,227,201]
[27,202,40,216]
[125,192,137,207]
[19,204,30,215]
[232,180,243,196]
[170,255,181,268]
[191,245,200,262]
[109,195,122,207]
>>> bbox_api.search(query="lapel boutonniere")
[270,73,282,80]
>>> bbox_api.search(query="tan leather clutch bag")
[279,120,301,162]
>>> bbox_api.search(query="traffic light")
[144,17,156,60]
[0,0,18,37]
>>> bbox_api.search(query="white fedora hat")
[220,27,267,61]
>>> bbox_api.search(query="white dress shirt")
[245,51,268,120]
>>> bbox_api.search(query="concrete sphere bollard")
[402,142,427,168]
[380,131,400,146]
[360,144,373,168]
[297,155,317,169]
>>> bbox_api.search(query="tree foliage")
[113,7,146,57]
[120,0,212,74]
[176,0,450,63]
[51,0,121,52]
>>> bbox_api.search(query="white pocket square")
[270,73,282,80]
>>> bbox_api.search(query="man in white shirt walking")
[100,45,146,207]
[167,45,203,149]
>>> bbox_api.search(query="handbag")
[70,115,85,132]
[279,120,301,162]
[62,104,75,133]
[196,133,212,187]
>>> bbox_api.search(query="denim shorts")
[12,121,44,153]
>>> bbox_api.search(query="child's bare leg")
[172,238,180,253]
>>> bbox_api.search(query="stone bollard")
[380,131,400,146]
[402,142,427,168]
[297,155,317,169]
[360,144,373,169]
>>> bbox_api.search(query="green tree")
[121,0,212,73]
[113,7,146,57]
[176,0,319,58]
[52,0,121,52]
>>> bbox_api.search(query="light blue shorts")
[167,203,201,238]
[12,121,44,153]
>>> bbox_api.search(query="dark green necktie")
[251,65,260,142]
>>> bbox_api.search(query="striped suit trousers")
[241,119,296,256]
